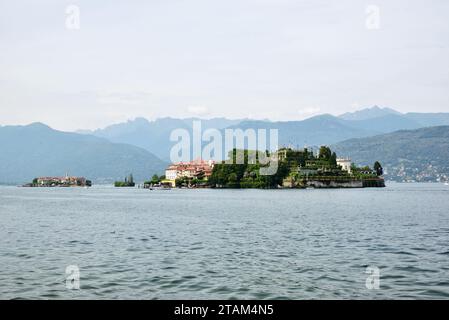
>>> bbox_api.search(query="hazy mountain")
[339,106,449,130]
[339,106,402,120]
[333,126,449,182]
[343,114,422,133]
[81,111,449,161]
[0,123,167,184]
[228,114,378,148]
[84,117,244,160]
[87,115,379,158]
[403,113,449,127]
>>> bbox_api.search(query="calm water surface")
[1,183,449,299]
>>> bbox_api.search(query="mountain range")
[0,123,166,184]
[81,117,242,161]
[1,106,449,184]
[338,105,402,120]
[83,107,449,160]
[333,126,449,182]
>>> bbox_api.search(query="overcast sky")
[1,0,448,131]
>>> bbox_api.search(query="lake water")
[0,183,449,299]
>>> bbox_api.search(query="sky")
[1,0,449,131]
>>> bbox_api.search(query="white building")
[164,160,215,182]
[165,165,178,181]
[337,158,352,173]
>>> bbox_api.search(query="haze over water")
[0,183,448,299]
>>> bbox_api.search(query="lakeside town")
[23,146,385,189]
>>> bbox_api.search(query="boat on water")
[144,184,171,190]
[152,186,171,190]
[445,182,449,186]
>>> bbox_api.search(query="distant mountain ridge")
[333,126,449,182]
[339,106,402,120]
[343,114,422,133]
[339,106,449,128]
[226,114,378,147]
[0,123,167,184]
[79,117,243,161]
[3,107,449,184]
[84,108,449,160]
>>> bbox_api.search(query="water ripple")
[1,184,449,299]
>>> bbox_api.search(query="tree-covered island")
[114,174,136,187]
[23,175,92,187]
[207,147,385,189]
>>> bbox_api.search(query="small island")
[114,174,136,187]
[23,175,92,187]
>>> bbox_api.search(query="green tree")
[228,173,237,183]
[151,174,159,184]
[374,161,383,176]
[175,177,186,187]
[319,146,332,160]
[330,152,337,166]
[196,170,205,181]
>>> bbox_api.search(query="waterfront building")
[164,159,215,184]
[165,165,178,181]
[337,158,352,173]
[36,174,89,186]
[277,147,309,163]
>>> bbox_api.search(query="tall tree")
[318,146,332,160]
[151,174,159,184]
[330,152,337,166]
[374,161,383,176]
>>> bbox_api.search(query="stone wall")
[305,180,364,188]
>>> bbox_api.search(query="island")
[209,147,385,189]
[114,174,136,187]
[23,175,92,187]
[164,147,385,189]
